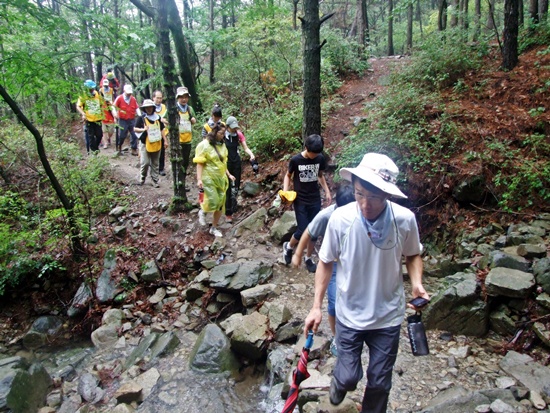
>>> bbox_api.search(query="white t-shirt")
[319,201,422,330]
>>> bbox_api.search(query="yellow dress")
[193,140,229,212]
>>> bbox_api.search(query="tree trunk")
[461,0,469,32]
[154,0,188,211]
[519,0,525,25]
[473,0,481,39]
[406,1,413,51]
[0,85,83,254]
[450,0,458,27]
[530,0,539,22]
[166,0,203,112]
[81,0,95,80]
[540,0,548,20]
[357,0,368,46]
[503,0,519,70]
[209,0,215,84]
[129,0,202,112]
[439,0,448,30]
[388,0,394,55]
[183,0,193,29]
[293,0,299,30]
[300,0,333,140]
[416,0,424,37]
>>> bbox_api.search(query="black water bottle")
[407,312,429,356]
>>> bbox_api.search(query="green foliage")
[0,122,126,295]
[320,28,370,77]
[519,20,550,53]
[395,30,487,90]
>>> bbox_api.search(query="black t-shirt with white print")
[288,153,326,204]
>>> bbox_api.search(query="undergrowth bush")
[0,122,125,295]
[395,30,487,90]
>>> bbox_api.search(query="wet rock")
[232,207,267,238]
[96,249,118,303]
[241,182,261,196]
[22,316,63,350]
[228,311,269,360]
[0,362,52,413]
[189,324,240,373]
[90,324,119,349]
[275,320,303,342]
[499,351,550,395]
[241,283,281,307]
[109,206,127,218]
[517,243,547,258]
[67,282,93,318]
[270,211,297,244]
[423,272,489,336]
[141,260,161,282]
[489,251,530,272]
[259,301,291,330]
[485,267,535,298]
[114,381,142,404]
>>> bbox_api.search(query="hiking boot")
[152,181,160,188]
[305,257,317,273]
[198,209,206,226]
[225,215,233,224]
[138,179,145,186]
[329,378,346,405]
[330,338,338,357]
[282,242,293,265]
[131,148,138,156]
[209,227,223,237]
[159,170,167,176]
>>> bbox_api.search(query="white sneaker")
[209,227,223,237]
[198,209,206,226]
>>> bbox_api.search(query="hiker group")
[76,75,256,235]
[78,73,430,413]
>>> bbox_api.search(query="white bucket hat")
[340,153,407,199]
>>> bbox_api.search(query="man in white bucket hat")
[304,153,429,413]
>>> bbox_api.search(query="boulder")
[270,211,297,244]
[499,351,550,396]
[141,260,161,282]
[489,251,530,272]
[534,258,550,294]
[209,260,273,292]
[22,316,63,350]
[423,272,489,336]
[241,284,281,307]
[485,267,535,298]
[189,324,240,373]
[0,360,52,413]
[96,249,118,303]
[259,301,291,330]
[232,207,267,237]
[228,311,270,360]
[67,282,93,318]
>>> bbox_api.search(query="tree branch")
[320,12,335,25]
[128,0,155,19]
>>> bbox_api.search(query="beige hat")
[140,99,156,110]
[176,86,190,98]
[339,153,407,199]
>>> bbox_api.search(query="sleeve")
[113,95,121,108]
[135,116,144,128]
[190,106,196,118]
[237,130,246,143]
[401,213,423,257]
[193,141,208,164]
[77,97,83,109]
[287,157,296,174]
[319,154,327,171]
[318,214,340,264]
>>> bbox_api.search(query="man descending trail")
[304,153,429,413]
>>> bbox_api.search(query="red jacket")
[114,95,139,120]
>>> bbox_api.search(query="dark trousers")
[180,142,191,175]
[159,137,166,172]
[225,161,241,216]
[117,118,137,149]
[292,199,321,242]
[85,121,103,153]
[334,321,401,413]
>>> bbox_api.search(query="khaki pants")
[140,147,160,183]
